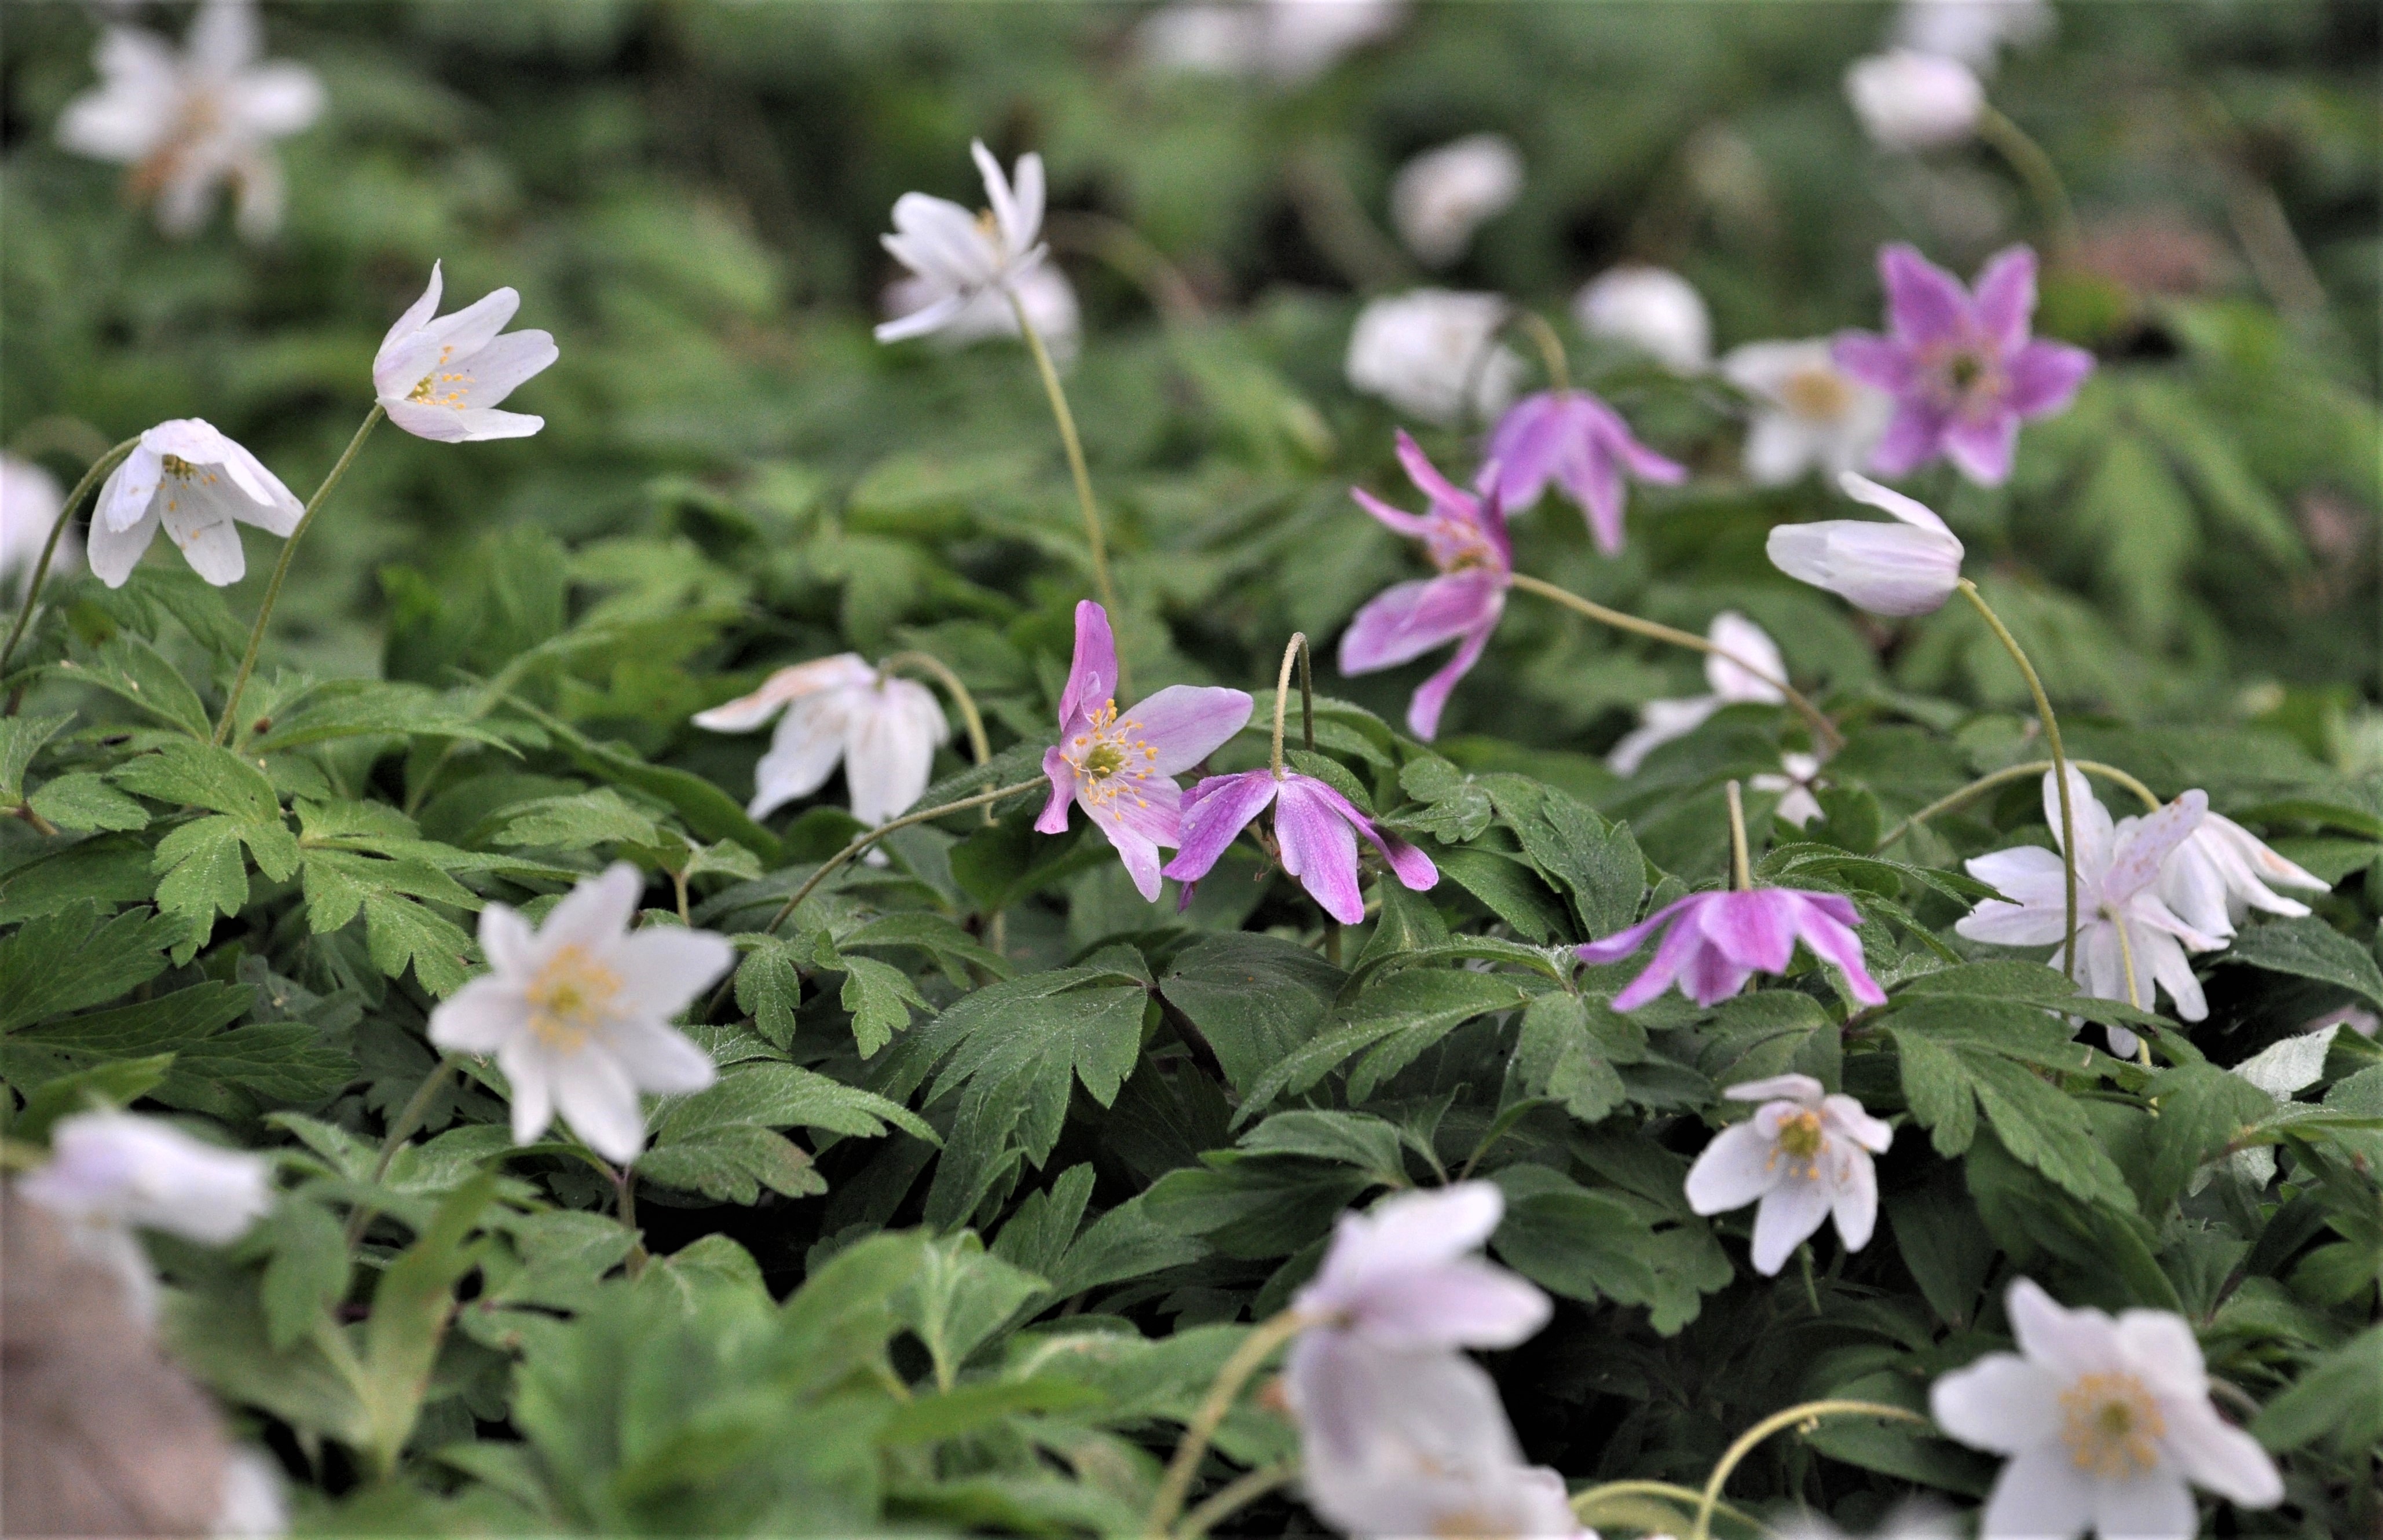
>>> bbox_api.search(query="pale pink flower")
[1767,471,1965,617]
[372,262,558,443]
[1478,391,1685,553]
[1166,766,1437,924]
[694,654,950,826]
[1579,889,1887,1011]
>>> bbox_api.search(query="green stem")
[1268,634,1310,776]
[1569,1479,1765,1537]
[1514,309,1573,393]
[1689,1399,1932,1540]
[1008,288,1124,684]
[342,1053,456,1248]
[1976,106,2080,261]
[0,436,140,685]
[614,1161,646,1278]
[1725,779,1752,891]
[1873,757,2158,852]
[1958,579,2077,982]
[1143,1310,1311,1537]
[1174,1460,1294,1540]
[1508,572,1843,753]
[214,405,384,747]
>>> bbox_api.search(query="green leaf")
[1236,967,1533,1123]
[1432,845,1568,943]
[835,953,927,1058]
[733,937,804,1049]
[639,1123,823,1203]
[161,1021,356,1112]
[52,635,211,736]
[660,1061,935,1145]
[0,902,175,1032]
[1511,991,1633,1124]
[493,787,667,852]
[506,699,782,866]
[27,771,151,832]
[0,712,71,802]
[2252,1324,2383,1455]
[894,1231,1048,1388]
[1159,932,1345,1096]
[3,980,254,1088]
[246,680,521,755]
[11,1054,175,1141]
[360,1173,498,1477]
[258,1198,352,1351]
[1394,754,1495,843]
[1480,775,1644,937]
[1236,1109,1409,1183]
[2218,915,2383,1010]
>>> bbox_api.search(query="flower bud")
[1766,472,1965,616]
[1844,49,1985,152]
[1572,265,1711,373]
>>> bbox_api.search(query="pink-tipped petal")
[1942,409,2020,485]
[1832,331,1915,393]
[1867,402,1949,477]
[1577,894,1698,965]
[1791,897,1888,1004]
[1126,685,1255,776]
[1556,434,1627,554]
[1701,890,1796,973]
[1035,746,1077,834]
[1609,903,1710,1010]
[1338,573,1505,676]
[1405,611,1499,741]
[1161,769,1277,883]
[1059,600,1119,730]
[1970,245,2040,354]
[1393,429,1480,516]
[1350,485,1437,539]
[1273,777,1368,924]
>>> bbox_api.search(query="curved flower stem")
[1514,309,1573,393]
[1725,779,1753,892]
[1268,633,1313,776]
[1143,1309,1311,1537]
[1873,757,2158,852]
[1569,1479,1766,1537]
[1173,1459,1294,1539]
[0,435,140,686]
[1689,1399,1932,1540]
[341,1053,457,1249]
[1956,579,2077,982]
[1007,289,1124,684]
[1976,106,2081,261]
[214,405,385,746]
[1507,572,1844,753]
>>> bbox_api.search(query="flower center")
[525,943,622,1052]
[1062,699,1161,810]
[1431,1510,1514,1539]
[2059,1372,2165,1479]
[409,345,468,408]
[1778,365,1853,422]
[1774,1109,1826,1163]
[1925,340,2005,417]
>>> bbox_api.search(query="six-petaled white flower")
[1684,1073,1893,1275]
[876,141,1049,345]
[1345,289,1526,426]
[693,654,951,826]
[1932,1278,2283,1540]
[56,0,323,242]
[1573,265,1712,374]
[372,261,558,443]
[427,864,731,1165]
[1390,133,1525,269]
[86,419,303,589]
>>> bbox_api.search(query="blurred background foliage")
[2,0,2377,769]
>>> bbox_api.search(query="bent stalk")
[1873,757,2159,852]
[1689,1399,1932,1540]
[0,435,140,684]
[1957,578,2078,982]
[1143,1309,1311,1537]
[1725,779,1753,892]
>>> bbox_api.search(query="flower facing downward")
[1834,243,2095,484]
[1767,472,1965,617]
[427,864,731,1164]
[1721,339,1894,487]
[1,456,77,595]
[1578,889,1888,1011]
[1036,603,1254,902]
[1957,768,2223,1049]
[1844,50,1986,151]
[693,654,950,826]
[86,419,303,589]
[1294,1182,1551,1352]
[1390,133,1525,269]
[1931,1278,2283,1540]
[56,0,323,242]
[1684,1074,1893,1275]
[1338,432,1513,740]
[875,141,1048,345]
[1478,391,1686,553]
[372,262,558,443]
[1608,611,1790,775]
[1345,290,1527,426]
[1573,264,1712,374]
[1163,767,1438,924]
[2158,812,2328,940]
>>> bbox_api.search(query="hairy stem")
[1143,1310,1311,1537]
[1008,289,1124,684]
[1958,580,2077,982]
[1725,779,1752,892]
[1268,633,1311,776]
[214,405,385,746]
[0,436,140,685]
[1690,1399,1932,1540]
[1173,1460,1295,1539]
[1873,757,2158,852]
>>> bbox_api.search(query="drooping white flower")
[1135,0,1406,84]
[56,0,322,242]
[1683,1073,1892,1276]
[372,262,558,443]
[427,864,730,1165]
[1721,339,1895,486]
[1767,472,1965,617]
[86,419,303,589]
[1572,265,1712,374]
[1291,1182,1551,1350]
[17,1110,272,1323]
[1891,0,2055,73]
[1390,133,1525,269]
[1932,1278,2283,1540]
[875,142,1048,345]
[1845,50,1986,152]
[1754,750,1827,830]
[1957,768,2223,1053]
[884,261,1081,366]
[2157,812,2327,940]
[692,654,951,826]
[1607,611,1789,775]
[1345,289,1526,426]
[2,455,78,595]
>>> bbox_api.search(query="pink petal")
[2005,339,2096,418]
[1577,894,1700,965]
[1478,394,1564,512]
[1555,432,1626,554]
[1868,402,1948,477]
[1880,243,1972,348]
[1682,941,1756,1006]
[1942,409,2019,485]
[1274,777,1368,924]
[1123,685,1255,776]
[1789,896,1887,1004]
[1832,331,1915,393]
[1085,779,1181,902]
[1610,903,1711,1010]
[1405,608,1500,741]
[1970,245,2040,354]
[1161,769,1277,884]
[1058,600,1119,731]
[1350,485,1437,539]
[1035,746,1077,834]
[1393,429,1480,518]
[1338,571,1506,675]
[1700,890,1796,973]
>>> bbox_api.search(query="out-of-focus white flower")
[1932,1278,2283,1539]
[1390,133,1524,268]
[884,262,1081,366]
[1572,265,1711,374]
[1345,289,1525,426]
[56,0,321,242]
[2305,1002,2380,1039]
[210,1447,288,1538]
[693,654,951,826]
[1754,750,1827,829]
[1891,0,2055,73]
[1845,50,1986,151]
[2,456,78,595]
[1723,340,1895,486]
[1292,1182,1550,1350]
[372,262,557,443]
[1608,611,1789,775]
[18,1110,272,1323]
[426,864,730,1165]
[1768,472,1965,617]
[876,142,1048,345]
[1136,0,1406,84]
[1685,1074,1892,1275]
[1772,1505,1958,1540]
[86,419,302,589]
[2158,813,2328,939]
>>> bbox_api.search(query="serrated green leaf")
[27,771,151,831]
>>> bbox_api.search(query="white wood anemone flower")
[1607,611,1790,775]
[373,261,558,442]
[1390,133,1524,268]
[875,141,1048,344]
[1721,339,1895,487]
[1683,1073,1893,1275]
[2,455,77,595]
[87,419,303,588]
[1768,472,1965,617]
[1344,289,1526,427]
[427,864,732,1165]
[56,0,323,242]
[692,653,951,825]
[1573,264,1712,374]
[1931,1278,2283,1540]
[2158,811,2327,938]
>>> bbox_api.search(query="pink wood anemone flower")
[1578,888,1887,1010]
[1833,244,2096,485]
[1162,767,1438,924]
[1338,431,1513,741]
[1035,602,1253,902]
[1478,390,1686,554]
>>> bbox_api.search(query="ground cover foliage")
[1,2,2379,1535]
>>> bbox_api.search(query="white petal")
[1725,1073,1825,1103]
[1978,1443,2100,1540]
[85,494,161,587]
[157,501,246,585]
[1704,611,1788,702]
[1828,1142,1880,1252]
[602,1018,720,1097]
[498,1042,557,1146]
[612,928,735,1022]
[426,975,525,1054]
[1749,1177,1832,1274]
[229,62,322,137]
[448,329,558,410]
[1931,1351,2059,1454]
[750,690,853,817]
[693,655,874,731]
[1607,695,1722,775]
[2088,1469,2198,1540]
[844,681,945,826]
[550,1048,647,1165]
[378,262,446,375]
[537,863,643,954]
[478,903,537,976]
[1683,1122,1781,1215]
[2158,1402,2283,1508]
[2007,1277,2120,1380]
[1839,470,1954,536]
[97,445,163,533]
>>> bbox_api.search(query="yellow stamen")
[525,943,621,1052]
[2059,1372,2165,1479]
